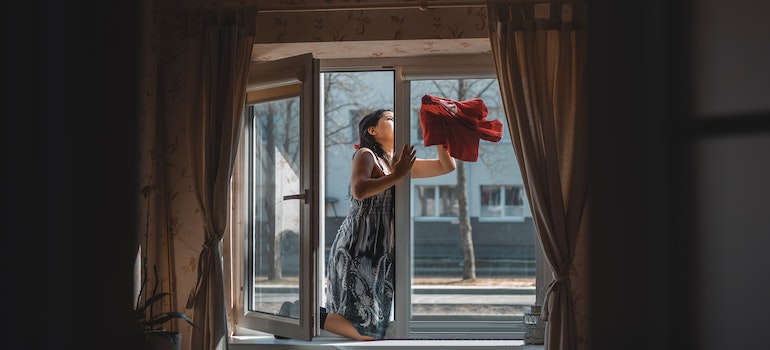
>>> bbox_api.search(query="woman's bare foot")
[322,313,376,341]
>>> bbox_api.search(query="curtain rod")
[256,1,488,13]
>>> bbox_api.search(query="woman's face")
[369,111,395,147]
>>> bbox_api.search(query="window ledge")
[231,335,544,349]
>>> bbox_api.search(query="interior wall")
[253,3,488,42]
[138,0,190,343]
[6,1,144,350]
[155,4,207,350]
[589,0,770,349]
[691,1,770,349]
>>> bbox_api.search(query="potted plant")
[135,183,195,350]
[135,264,196,350]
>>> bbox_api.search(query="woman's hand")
[391,144,416,179]
[350,145,415,200]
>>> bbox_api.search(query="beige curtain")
[486,1,588,349]
[183,8,255,350]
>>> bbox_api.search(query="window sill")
[231,335,544,349]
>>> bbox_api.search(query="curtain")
[486,1,588,349]
[183,8,256,350]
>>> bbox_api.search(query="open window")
[234,53,321,341]
[234,54,540,341]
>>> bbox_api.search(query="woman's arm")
[411,145,456,179]
[350,145,416,200]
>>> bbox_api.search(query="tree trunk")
[262,108,282,280]
[457,160,476,280]
[455,80,476,280]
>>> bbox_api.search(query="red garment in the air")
[419,94,504,162]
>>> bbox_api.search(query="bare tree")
[252,102,285,280]
[426,78,497,281]
[253,102,281,280]
[456,159,476,280]
[455,79,476,280]
[323,72,379,148]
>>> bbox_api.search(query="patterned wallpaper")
[172,0,491,60]
[137,1,201,349]
[253,6,488,42]
[253,3,489,59]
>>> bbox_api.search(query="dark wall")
[589,1,694,348]
[589,1,770,349]
[4,2,143,349]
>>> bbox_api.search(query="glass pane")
[410,79,535,322]
[505,186,524,217]
[438,186,458,217]
[417,186,436,216]
[321,70,395,318]
[250,96,301,318]
[480,185,500,217]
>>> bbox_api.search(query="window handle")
[283,189,309,204]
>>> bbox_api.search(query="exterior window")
[480,185,525,218]
[415,185,458,217]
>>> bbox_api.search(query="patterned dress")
[326,152,395,339]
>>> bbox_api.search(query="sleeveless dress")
[325,151,395,339]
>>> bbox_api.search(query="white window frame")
[479,185,527,222]
[234,53,321,341]
[233,53,544,342]
[392,56,532,339]
[413,184,459,221]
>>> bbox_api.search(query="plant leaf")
[147,312,197,328]
[137,292,170,310]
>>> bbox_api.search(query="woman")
[324,109,456,340]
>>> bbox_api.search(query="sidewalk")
[411,285,535,305]
[254,278,536,316]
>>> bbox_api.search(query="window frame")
[391,56,531,339]
[478,184,527,222]
[413,184,460,220]
[234,53,321,341]
[233,53,544,340]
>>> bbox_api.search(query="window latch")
[283,189,309,204]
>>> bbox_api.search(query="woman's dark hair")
[357,109,391,160]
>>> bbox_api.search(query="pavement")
[252,285,536,316]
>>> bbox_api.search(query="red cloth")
[419,94,504,162]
